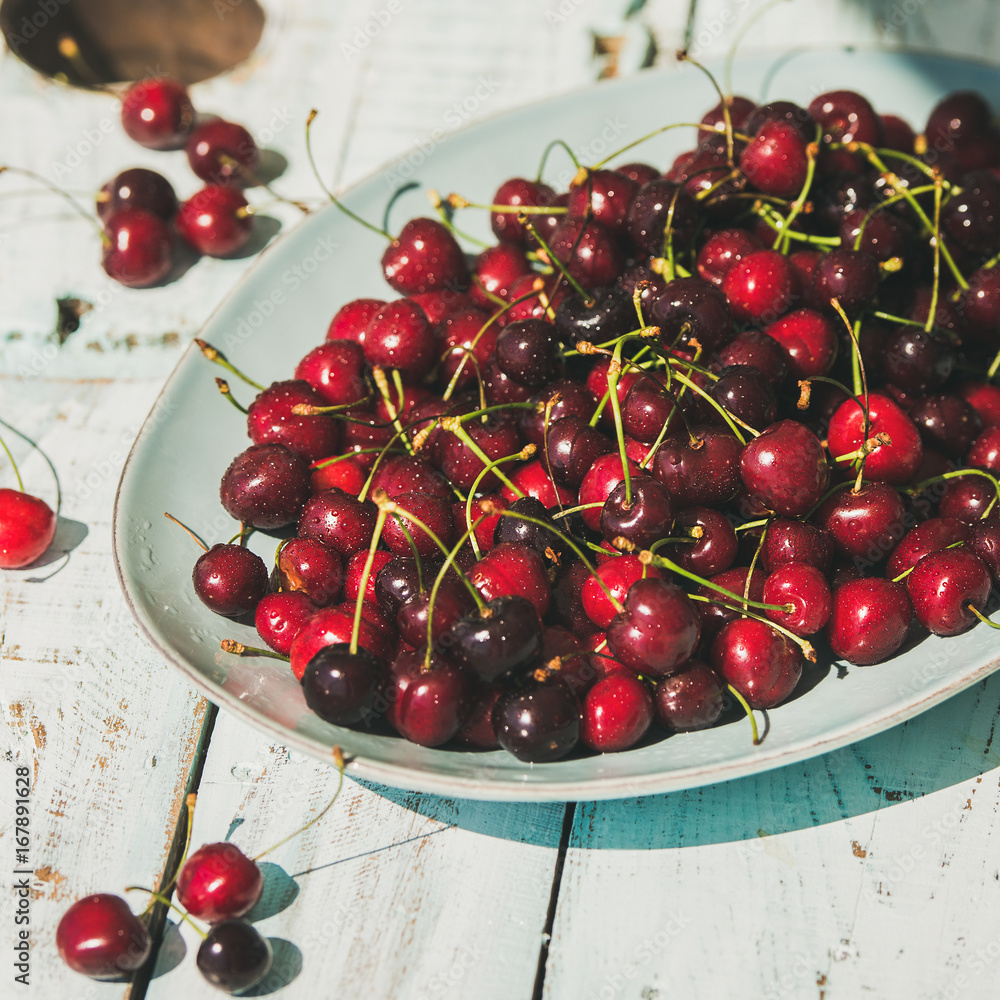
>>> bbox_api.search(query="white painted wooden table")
[3,2,1000,997]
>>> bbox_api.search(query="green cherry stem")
[125,887,206,939]
[194,339,264,390]
[968,604,1000,629]
[215,378,249,415]
[220,639,290,661]
[464,444,536,557]
[726,683,761,746]
[350,503,388,655]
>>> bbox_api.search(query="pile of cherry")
[98,76,261,287]
[188,81,1000,766]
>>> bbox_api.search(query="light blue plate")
[114,49,1000,801]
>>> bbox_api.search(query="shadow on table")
[368,671,1000,850]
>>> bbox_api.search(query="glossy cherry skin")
[910,394,982,456]
[600,476,674,551]
[298,489,377,557]
[436,306,496,389]
[98,167,177,223]
[626,179,698,256]
[567,168,637,233]
[716,328,789,383]
[490,177,558,246]
[760,518,834,574]
[469,542,551,618]
[254,591,317,655]
[176,843,263,924]
[501,459,575,509]
[826,577,912,665]
[666,506,738,578]
[578,453,641,531]
[294,339,368,408]
[492,678,581,762]
[763,562,833,637]
[651,277,733,354]
[827,393,923,485]
[0,488,56,568]
[196,919,273,995]
[175,186,253,257]
[387,648,472,746]
[343,549,394,605]
[606,578,700,678]
[968,519,1000,584]
[471,243,530,307]
[302,644,386,726]
[186,119,261,186]
[740,120,810,197]
[547,217,624,289]
[447,594,542,682]
[906,549,992,637]
[739,420,828,517]
[277,537,343,606]
[580,673,654,752]
[696,227,762,287]
[968,426,1000,476]
[382,491,454,558]
[653,426,742,507]
[722,249,798,325]
[247,380,339,463]
[545,415,614,488]
[655,660,725,732]
[120,77,194,150]
[397,577,473,648]
[554,286,633,348]
[57,893,152,980]
[814,483,907,564]
[327,297,386,343]
[382,218,468,295]
[363,299,436,382]
[764,308,838,379]
[193,544,268,617]
[886,517,969,579]
[220,443,312,530]
[881,327,954,395]
[289,604,391,681]
[710,618,802,709]
[101,210,173,288]
[938,476,999,523]
[582,555,660,630]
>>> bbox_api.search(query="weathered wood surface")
[3,1,1000,998]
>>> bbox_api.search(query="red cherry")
[387,649,472,746]
[763,562,832,636]
[0,487,56,568]
[739,420,829,517]
[814,483,907,563]
[907,548,992,636]
[722,249,798,325]
[958,381,1000,428]
[710,617,802,709]
[326,298,385,343]
[826,393,923,485]
[101,210,173,288]
[120,77,194,150]
[193,544,268,617]
[97,167,177,223]
[57,893,151,980]
[582,555,659,629]
[363,299,436,382]
[826,577,912,665]
[255,591,317,655]
[655,660,725,732]
[288,603,391,680]
[247,380,340,462]
[567,169,638,234]
[764,308,838,378]
[696,227,762,286]
[176,842,264,923]
[740,120,810,198]
[186,119,262,186]
[469,541,551,618]
[886,517,969,580]
[489,177,558,246]
[580,673,654,752]
[381,218,468,295]
[175,186,253,257]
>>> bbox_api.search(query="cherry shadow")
[22,516,88,580]
[244,862,299,923]
[149,918,187,979]
[243,938,302,996]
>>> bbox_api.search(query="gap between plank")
[531,800,577,1000]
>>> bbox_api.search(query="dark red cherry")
[760,518,834,574]
[827,393,923,485]
[910,394,982,456]
[471,243,530,307]
[651,277,733,353]
[626,179,698,257]
[968,426,1000,475]
[120,77,194,150]
[298,489,377,556]
[553,286,634,348]
[968,519,1000,583]
[723,249,798,325]
[469,541,551,618]
[193,544,267,617]
[881,113,916,153]
[186,119,261,186]
[447,594,542,682]
[616,162,661,186]
[740,120,810,197]
[764,308,838,379]
[695,566,766,642]
[436,306,496,390]
[548,217,624,289]
[302,643,386,726]
[247,380,339,463]
[812,248,880,315]
[666,506,738,577]
[277,537,343,606]
[739,420,828,517]
[219,443,311,530]
[600,476,674,551]
[942,170,1000,253]
[655,660,725,732]
[294,339,368,408]
[363,299,436,382]
[255,591,317,655]
[327,297,386,343]
[567,169,638,234]
[493,678,580,762]
[763,562,832,636]
[809,89,882,146]
[653,426,742,507]
[98,167,177,223]
[382,492,454,558]
[710,618,802,709]
[388,648,472,746]
[907,549,992,636]
[490,177,558,246]
[397,577,473,648]
[578,453,641,531]
[581,555,658,630]
[826,577,912,664]
[606,578,700,678]
[519,379,599,449]
[545,415,614,488]
[744,100,814,140]
[580,673,653,752]
[382,218,468,295]
[289,604,391,681]
[175,185,253,257]
[709,365,777,429]
[196,919,272,994]
[495,318,561,389]
[57,894,151,980]
[493,496,561,563]
[814,483,907,564]
[938,476,999,523]
[696,227,762,287]
[101,210,173,288]
[454,682,503,748]
[176,843,263,924]
[961,266,1000,339]
[887,517,970,579]
[716,328,789,382]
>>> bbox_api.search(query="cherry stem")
[592,121,715,171]
[304,110,391,239]
[441,418,524,498]
[967,604,1000,630]
[535,139,580,181]
[908,467,1000,513]
[194,339,265,389]
[677,51,736,164]
[669,367,752,442]
[163,512,210,552]
[0,431,25,492]
[371,367,416,457]
[125,887,206,940]
[464,445,536,556]
[351,505,388,654]
[605,355,632,505]
[520,214,594,306]
[775,126,821,253]
[219,640,290,661]
[925,173,944,335]
[254,748,346,860]
[447,194,568,217]
[215,378,248,414]
[725,684,761,746]
[0,164,105,240]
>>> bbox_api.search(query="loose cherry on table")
[56,894,152,980]
[0,443,56,569]
[120,77,195,150]
[176,843,264,924]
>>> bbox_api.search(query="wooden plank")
[0,377,211,999]
[541,674,1000,1000]
[142,710,565,1000]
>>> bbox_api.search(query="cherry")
[760,517,834,574]
[294,339,368,408]
[763,562,833,636]
[814,483,907,563]
[0,486,56,569]
[387,648,472,746]
[881,113,916,153]
[363,299,436,382]
[255,591,316,655]
[302,643,386,725]
[186,119,261,186]
[882,326,954,395]
[492,678,580,762]
[374,556,434,616]
[764,308,838,379]
[696,227,762,286]
[578,453,640,530]
[617,162,661,185]
[666,506,738,577]
[469,541,551,618]
[247,380,340,463]
[600,476,674,551]
[495,318,561,389]
[447,594,542,682]
[554,285,633,347]
[651,277,733,354]
[436,306,496,390]
[327,297,385,343]
[277,536,343,605]
[580,673,654,752]
[927,91,992,147]
[910,394,982,456]
[722,249,798,325]
[454,682,503,748]
[813,248,881,315]
[744,101,814,141]
[739,120,810,198]
[470,243,530,307]
[176,842,263,923]
[493,496,561,563]
[826,577,912,665]
[382,218,468,295]
[567,168,638,234]
[289,604,391,680]
[887,516,969,580]
[519,379,598,449]
[176,186,253,257]
[708,365,777,430]
[196,919,273,995]
[810,89,882,146]
[490,177,558,246]
[545,415,614,488]
[97,168,177,223]
[101,210,173,288]
[961,267,1000,339]
[652,426,742,507]
[942,170,1000,253]
[344,548,394,603]
[654,660,725,732]
[581,554,658,629]
[739,420,829,517]
[968,426,1000,475]
[371,454,448,500]
[906,549,992,636]
[193,544,268,617]
[298,489,377,556]
[397,576,473,647]
[710,618,802,709]
[382,492,454,558]
[716,328,789,382]
[57,893,151,980]
[501,459,575,509]
[827,393,923,485]
[968,519,1000,583]
[547,217,624,289]
[120,77,194,150]
[220,443,311,530]
[606,577,700,677]
[625,179,698,256]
